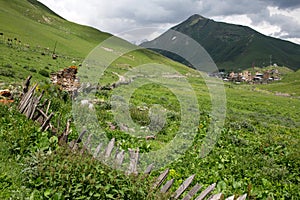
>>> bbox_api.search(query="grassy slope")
[0,0,107,83]
[0,0,110,57]
[0,0,191,84]
[254,69,300,97]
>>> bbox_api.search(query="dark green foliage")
[4,64,12,68]
[130,106,150,126]
[0,69,15,77]
[0,97,168,199]
[29,68,37,73]
[25,148,168,200]
[39,69,49,77]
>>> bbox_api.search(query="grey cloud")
[198,0,267,16]
[261,0,300,9]
[39,0,300,44]
[270,14,300,38]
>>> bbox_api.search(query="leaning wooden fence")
[18,76,54,132]
[17,76,247,200]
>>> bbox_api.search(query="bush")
[4,64,12,68]
[39,69,49,77]
[0,70,15,77]
[29,68,37,73]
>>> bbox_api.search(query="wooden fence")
[17,76,248,200]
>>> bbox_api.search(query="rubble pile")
[0,89,14,104]
[51,66,80,92]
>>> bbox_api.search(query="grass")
[0,141,24,199]
[251,69,300,97]
[0,0,110,57]
[1,38,299,199]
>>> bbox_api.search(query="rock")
[0,89,14,104]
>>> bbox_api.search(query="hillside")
[0,0,113,57]
[142,14,300,71]
[0,0,191,83]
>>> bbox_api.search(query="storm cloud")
[38,0,300,44]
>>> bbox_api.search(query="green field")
[0,0,299,199]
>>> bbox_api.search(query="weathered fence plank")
[80,134,92,155]
[58,119,71,145]
[127,148,139,175]
[182,183,202,200]
[40,112,54,132]
[104,138,115,158]
[19,84,37,113]
[173,174,195,199]
[237,194,247,200]
[195,183,216,200]
[160,179,174,193]
[208,193,224,200]
[22,75,32,94]
[225,195,234,200]
[75,129,87,144]
[93,142,103,158]
[46,100,51,115]
[115,149,125,167]
[144,163,154,175]
[153,168,169,189]
[29,91,44,119]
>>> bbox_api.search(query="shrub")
[39,69,49,77]
[4,64,12,68]
[29,68,37,73]
[0,70,15,77]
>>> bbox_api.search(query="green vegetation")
[0,0,299,199]
[0,0,110,57]
[253,69,300,97]
[0,101,168,199]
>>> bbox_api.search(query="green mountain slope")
[142,14,300,71]
[0,0,192,83]
[0,0,111,57]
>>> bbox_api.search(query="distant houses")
[209,68,281,84]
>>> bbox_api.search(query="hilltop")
[142,14,300,71]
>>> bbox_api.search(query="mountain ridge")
[142,14,300,71]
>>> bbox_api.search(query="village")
[210,66,281,84]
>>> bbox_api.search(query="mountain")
[141,14,300,71]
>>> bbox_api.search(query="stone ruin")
[50,66,80,93]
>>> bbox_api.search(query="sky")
[38,0,300,44]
